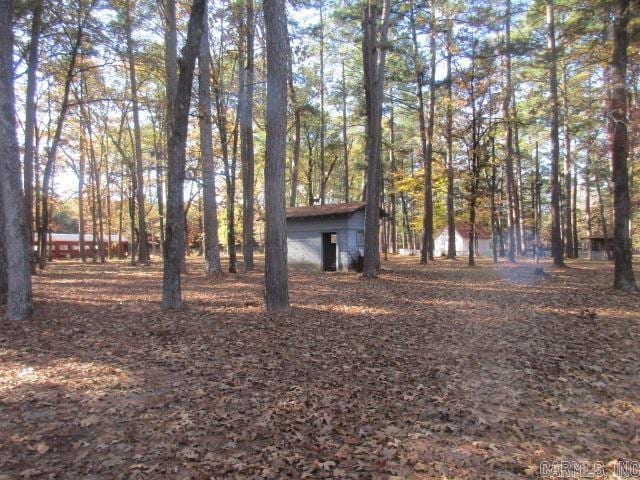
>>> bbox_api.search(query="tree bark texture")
[38,19,85,269]
[547,0,565,267]
[0,0,33,320]
[610,0,637,290]
[125,0,150,263]
[23,0,42,270]
[446,23,456,259]
[503,0,517,263]
[361,0,390,278]
[241,0,255,271]
[198,5,222,275]
[263,0,290,311]
[162,0,207,309]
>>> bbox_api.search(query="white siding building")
[433,224,493,257]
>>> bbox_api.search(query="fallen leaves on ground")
[1,256,639,479]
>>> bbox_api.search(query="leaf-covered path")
[1,257,639,479]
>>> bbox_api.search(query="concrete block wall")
[287,230,323,268]
[287,214,365,271]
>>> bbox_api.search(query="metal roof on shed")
[286,202,367,219]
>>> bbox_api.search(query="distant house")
[583,235,613,260]
[285,202,371,271]
[433,224,492,257]
[34,233,129,259]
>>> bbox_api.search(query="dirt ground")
[1,255,639,479]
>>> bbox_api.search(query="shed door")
[322,232,337,271]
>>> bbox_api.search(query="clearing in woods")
[1,256,639,479]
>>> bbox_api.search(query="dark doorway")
[322,232,337,271]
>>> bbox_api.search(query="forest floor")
[1,255,639,479]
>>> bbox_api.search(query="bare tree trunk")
[162,0,178,128]
[467,39,480,268]
[241,0,255,271]
[341,59,349,203]
[0,0,33,319]
[150,113,165,256]
[534,142,541,262]
[162,0,206,309]
[96,155,105,262]
[161,0,184,272]
[400,191,411,250]
[112,111,130,259]
[609,0,637,290]
[497,169,506,257]
[629,66,638,238]
[80,75,105,263]
[446,24,456,260]
[381,217,389,260]
[89,141,99,264]
[289,112,301,207]
[229,103,239,273]
[214,10,237,273]
[585,147,592,242]
[304,122,316,205]
[286,30,301,207]
[78,127,87,262]
[102,116,113,258]
[512,90,524,255]
[561,63,574,259]
[381,182,388,260]
[128,182,136,263]
[263,0,289,311]
[124,0,149,264]
[88,133,99,264]
[197,196,203,256]
[468,167,478,267]
[388,98,397,254]
[503,0,517,263]
[34,129,41,250]
[199,6,221,275]
[23,0,42,272]
[47,229,53,263]
[410,0,429,264]
[491,137,498,263]
[319,154,338,204]
[124,119,139,265]
[572,160,578,257]
[106,181,113,255]
[468,189,477,267]
[184,190,195,257]
[547,0,564,267]
[594,164,611,259]
[0,189,6,305]
[318,1,326,205]
[423,1,436,261]
[38,19,85,270]
[118,163,124,257]
[362,0,390,278]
